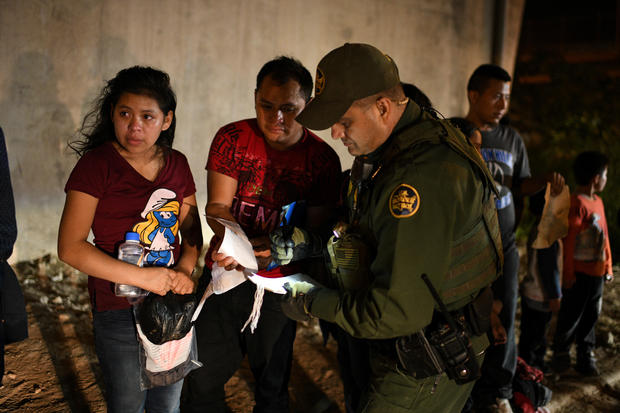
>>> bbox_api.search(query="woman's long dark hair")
[70,66,177,156]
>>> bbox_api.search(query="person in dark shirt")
[465,64,564,413]
[0,126,27,386]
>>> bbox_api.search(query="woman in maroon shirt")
[58,66,202,413]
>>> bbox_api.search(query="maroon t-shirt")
[206,118,341,274]
[65,142,196,311]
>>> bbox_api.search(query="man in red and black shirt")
[181,57,341,413]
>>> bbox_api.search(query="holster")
[427,325,481,384]
[395,332,445,379]
[393,298,487,385]
[464,286,493,336]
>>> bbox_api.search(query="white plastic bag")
[532,183,570,249]
[134,280,214,390]
[136,323,201,390]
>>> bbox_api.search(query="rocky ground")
[1,255,619,412]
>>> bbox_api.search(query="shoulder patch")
[389,184,420,218]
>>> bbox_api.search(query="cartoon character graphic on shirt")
[133,188,180,267]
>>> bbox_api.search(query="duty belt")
[370,285,492,383]
[370,302,482,359]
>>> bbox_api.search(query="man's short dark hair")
[467,64,512,92]
[256,56,313,102]
[574,151,609,186]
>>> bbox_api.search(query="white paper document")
[207,217,258,294]
[213,217,258,270]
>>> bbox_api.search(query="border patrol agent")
[277,43,503,413]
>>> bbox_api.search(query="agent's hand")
[270,226,322,266]
[170,270,195,295]
[285,280,315,296]
[281,281,317,322]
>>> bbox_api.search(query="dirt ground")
[1,255,619,412]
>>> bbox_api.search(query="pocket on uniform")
[362,366,432,412]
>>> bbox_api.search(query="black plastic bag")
[136,291,197,345]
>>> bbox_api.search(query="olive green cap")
[296,43,401,130]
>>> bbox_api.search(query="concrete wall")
[0,0,523,262]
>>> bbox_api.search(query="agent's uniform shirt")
[311,103,500,339]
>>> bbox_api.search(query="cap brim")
[296,97,353,131]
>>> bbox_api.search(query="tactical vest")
[326,225,373,291]
[381,111,503,309]
[330,111,502,308]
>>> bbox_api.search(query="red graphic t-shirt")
[205,118,341,273]
[65,142,197,311]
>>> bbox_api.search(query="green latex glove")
[281,281,318,322]
[270,226,322,266]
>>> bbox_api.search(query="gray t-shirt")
[480,124,531,247]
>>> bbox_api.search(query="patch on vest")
[389,184,420,218]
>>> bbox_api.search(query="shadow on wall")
[0,52,75,261]
[0,51,75,203]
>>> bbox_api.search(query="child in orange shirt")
[552,151,613,376]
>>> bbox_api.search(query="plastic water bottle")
[114,231,148,297]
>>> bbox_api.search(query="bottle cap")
[125,231,140,242]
